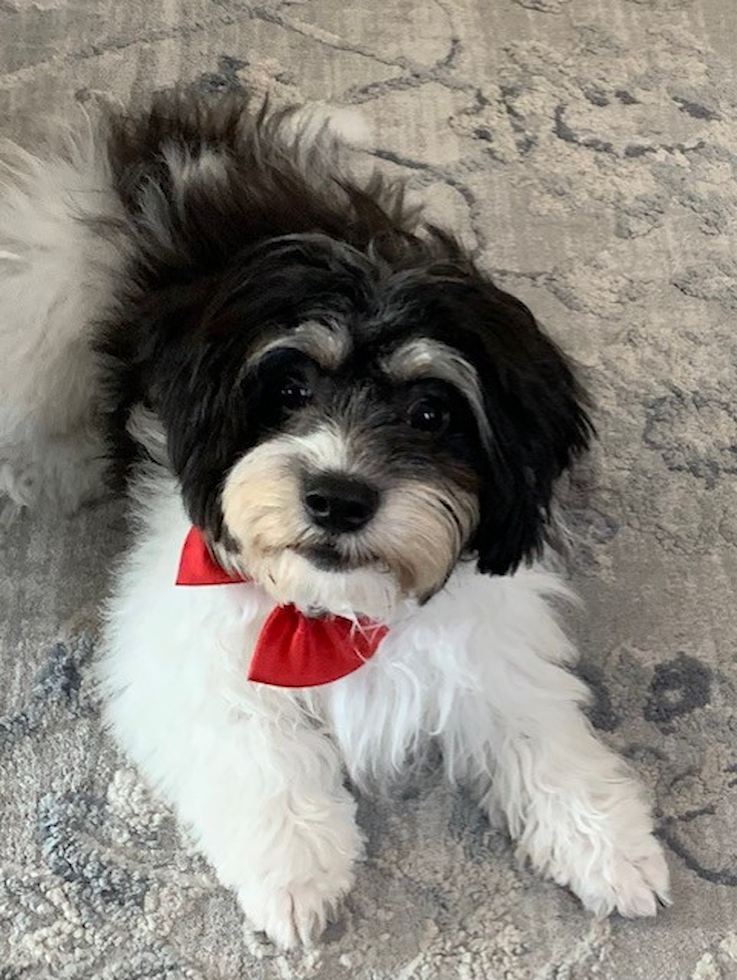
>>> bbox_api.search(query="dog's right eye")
[279,379,314,411]
[406,395,451,434]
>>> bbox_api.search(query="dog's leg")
[445,568,670,917]
[141,698,360,948]
[228,712,363,948]
[0,126,127,520]
[101,585,362,949]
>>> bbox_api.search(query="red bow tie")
[175,527,387,688]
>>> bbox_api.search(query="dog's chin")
[246,547,406,621]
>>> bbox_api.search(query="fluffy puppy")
[0,94,670,947]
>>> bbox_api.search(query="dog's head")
[111,99,591,619]
[143,232,589,619]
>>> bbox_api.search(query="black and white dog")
[0,95,669,947]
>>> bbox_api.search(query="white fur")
[98,471,670,947]
[281,103,374,155]
[0,121,127,519]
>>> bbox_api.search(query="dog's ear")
[460,281,593,576]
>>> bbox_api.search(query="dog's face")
[146,232,590,619]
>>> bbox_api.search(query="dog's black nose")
[303,473,380,534]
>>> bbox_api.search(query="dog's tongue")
[175,526,387,687]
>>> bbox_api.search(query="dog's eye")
[406,396,451,434]
[280,379,313,411]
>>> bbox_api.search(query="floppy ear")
[466,283,593,576]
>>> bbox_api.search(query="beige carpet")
[2,1,737,977]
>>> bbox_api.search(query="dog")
[0,94,670,947]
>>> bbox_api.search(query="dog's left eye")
[406,396,451,434]
[280,379,314,411]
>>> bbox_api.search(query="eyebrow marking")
[247,318,351,372]
[382,338,493,447]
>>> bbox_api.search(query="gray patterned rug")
[1,1,737,977]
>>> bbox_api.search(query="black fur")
[99,93,592,578]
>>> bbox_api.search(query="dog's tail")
[0,117,129,433]
[0,115,128,517]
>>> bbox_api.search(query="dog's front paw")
[236,811,362,949]
[238,841,357,950]
[519,807,670,918]
[570,832,671,918]
[238,876,348,949]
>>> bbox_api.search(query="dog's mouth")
[305,543,346,571]
[297,542,362,572]
[291,537,390,574]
